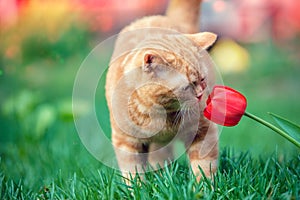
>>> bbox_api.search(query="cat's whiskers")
[178,99,199,123]
[173,109,182,128]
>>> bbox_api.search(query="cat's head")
[126,32,217,112]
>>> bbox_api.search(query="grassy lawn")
[1,148,299,199]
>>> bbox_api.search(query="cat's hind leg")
[148,142,174,170]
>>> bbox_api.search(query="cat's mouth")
[196,90,204,101]
[196,93,203,101]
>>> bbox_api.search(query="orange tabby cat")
[105,0,218,182]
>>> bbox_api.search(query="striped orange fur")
[105,0,218,183]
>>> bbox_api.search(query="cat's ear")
[143,53,155,72]
[185,32,217,49]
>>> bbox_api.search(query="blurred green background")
[0,0,299,189]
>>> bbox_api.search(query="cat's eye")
[183,85,190,91]
[200,77,205,82]
[192,81,197,86]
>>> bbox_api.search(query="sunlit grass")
[1,149,299,199]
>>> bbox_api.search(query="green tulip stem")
[244,112,300,148]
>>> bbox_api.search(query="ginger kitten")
[105,0,218,182]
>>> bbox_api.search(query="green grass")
[1,149,299,199]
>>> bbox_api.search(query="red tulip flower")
[203,86,247,126]
[203,85,300,148]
